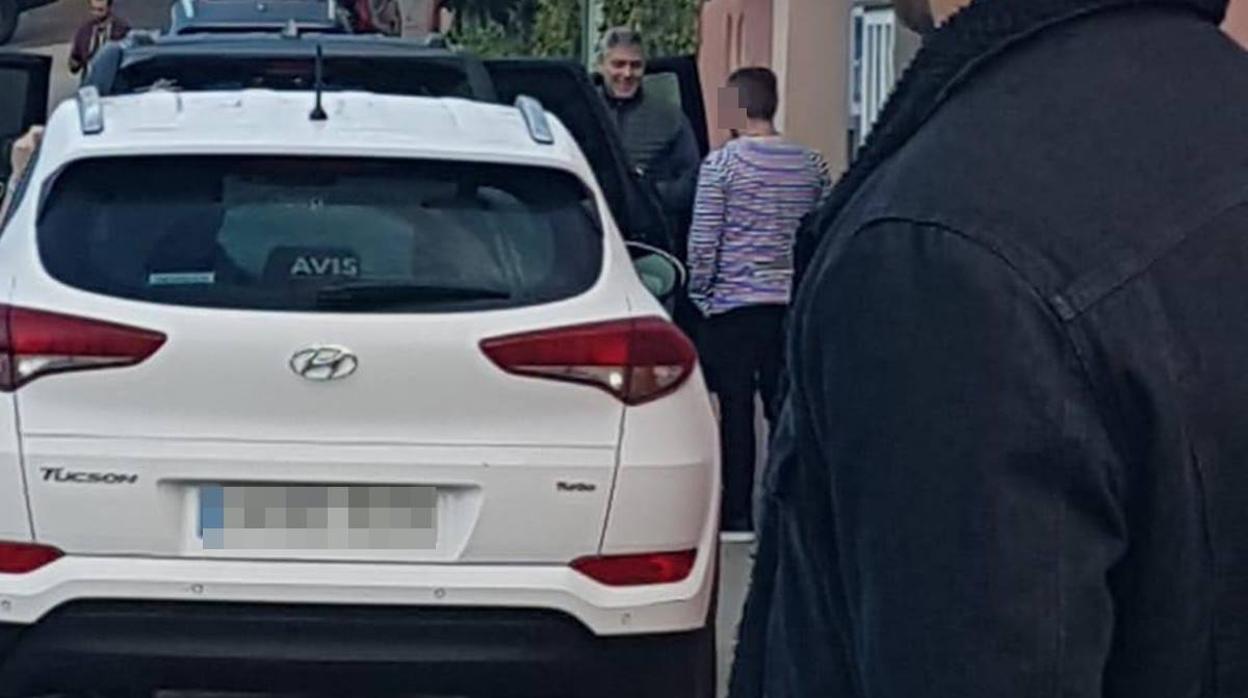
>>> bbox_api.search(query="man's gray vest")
[601,86,687,181]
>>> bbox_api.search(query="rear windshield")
[38,156,602,313]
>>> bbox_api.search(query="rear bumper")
[0,552,716,636]
[0,600,714,697]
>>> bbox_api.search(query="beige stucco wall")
[769,0,790,132]
[773,0,851,172]
[396,0,452,35]
[698,0,850,170]
[698,0,775,148]
[1226,0,1248,45]
[698,0,1246,173]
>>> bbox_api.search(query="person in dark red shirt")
[68,0,129,76]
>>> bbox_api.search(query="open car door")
[0,52,50,203]
[639,54,709,271]
[632,55,708,333]
[644,55,710,160]
[483,58,673,253]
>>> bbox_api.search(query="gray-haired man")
[596,27,700,226]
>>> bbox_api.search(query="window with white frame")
[849,4,897,152]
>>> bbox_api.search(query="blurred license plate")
[198,484,437,550]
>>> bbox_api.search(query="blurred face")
[717,85,748,134]
[88,0,111,21]
[600,44,646,100]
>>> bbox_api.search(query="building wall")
[776,0,850,170]
[698,0,1246,173]
[1227,0,1248,45]
[698,0,774,148]
[698,0,850,171]
[770,0,790,130]
[398,0,453,35]
[396,0,434,36]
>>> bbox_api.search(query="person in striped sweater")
[687,67,832,536]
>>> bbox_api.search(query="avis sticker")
[289,256,360,278]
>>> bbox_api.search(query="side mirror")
[627,241,687,303]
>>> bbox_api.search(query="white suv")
[0,87,719,698]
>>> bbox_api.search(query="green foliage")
[442,0,519,24]
[530,0,582,57]
[447,0,565,59]
[600,0,700,56]
[446,0,700,60]
[449,9,532,58]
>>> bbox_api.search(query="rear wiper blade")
[316,282,512,307]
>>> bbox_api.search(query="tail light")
[0,541,63,574]
[480,318,696,405]
[0,304,166,391]
[571,550,697,586]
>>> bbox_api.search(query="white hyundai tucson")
[0,86,719,698]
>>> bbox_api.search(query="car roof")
[83,32,496,101]
[118,31,459,60]
[37,90,589,177]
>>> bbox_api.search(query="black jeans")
[700,304,786,531]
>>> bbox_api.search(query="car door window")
[644,55,709,159]
[641,73,682,119]
[0,53,51,222]
[0,69,31,146]
[0,53,51,146]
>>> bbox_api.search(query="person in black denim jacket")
[730,1,1248,697]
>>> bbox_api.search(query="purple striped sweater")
[686,136,832,316]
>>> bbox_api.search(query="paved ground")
[717,540,753,696]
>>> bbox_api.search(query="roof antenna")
[309,43,328,122]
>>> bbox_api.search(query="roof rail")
[77,86,104,135]
[514,95,554,145]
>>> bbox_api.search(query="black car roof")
[118,31,457,60]
[84,32,496,101]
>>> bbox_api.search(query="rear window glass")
[38,156,602,313]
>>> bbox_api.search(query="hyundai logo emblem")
[290,346,359,382]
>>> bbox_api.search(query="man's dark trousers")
[701,304,785,532]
